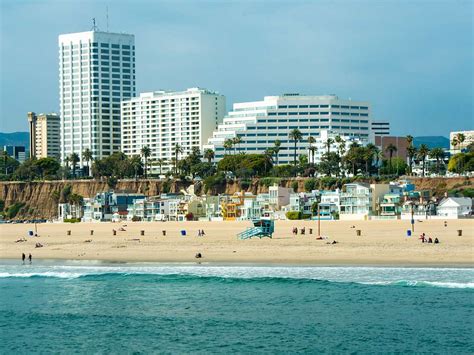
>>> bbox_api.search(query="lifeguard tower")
[237,219,275,239]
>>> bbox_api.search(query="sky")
[0,0,473,136]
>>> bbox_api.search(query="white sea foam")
[0,263,473,288]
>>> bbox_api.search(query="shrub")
[460,188,474,198]
[286,211,302,220]
[291,181,299,192]
[301,214,312,220]
[64,218,81,223]
[162,179,172,193]
[239,180,251,190]
[5,202,26,219]
[304,178,318,192]
[204,172,226,193]
[131,216,141,222]
[260,177,281,187]
[185,212,194,221]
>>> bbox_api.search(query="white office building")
[121,88,226,174]
[204,94,372,164]
[58,30,135,165]
[371,120,390,136]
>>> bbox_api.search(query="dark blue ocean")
[0,262,473,354]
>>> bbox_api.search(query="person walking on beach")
[28,254,32,264]
[198,230,202,237]
[22,253,25,264]
[201,229,205,236]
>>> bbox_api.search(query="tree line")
[1,131,472,182]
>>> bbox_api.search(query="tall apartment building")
[121,88,226,174]
[371,120,390,136]
[27,112,61,159]
[204,94,372,164]
[58,30,135,165]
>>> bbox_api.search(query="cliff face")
[1,177,471,219]
[0,180,190,219]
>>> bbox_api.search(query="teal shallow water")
[0,261,473,353]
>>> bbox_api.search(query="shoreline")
[1,258,473,268]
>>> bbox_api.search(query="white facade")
[204,94,372,164]
[59,31,135,164]
[28,112,61,159]
[121,88,225,174]
[371,120,390,136]
[437,197,472,218]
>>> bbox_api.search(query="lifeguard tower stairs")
[238,219,274,240]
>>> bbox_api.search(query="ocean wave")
[0,265,473,289]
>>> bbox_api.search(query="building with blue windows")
[203,94,373,164]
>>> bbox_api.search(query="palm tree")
[223,139,233,155]
[156,158,166,176]
[204,149,215,164]
[364,143,377,175]
[455,133,466,151]
[82,148,93,176]
[417,144,430,177]
[69,153,80,179]
[307,136,316,164]
[63,156,70,179]
[130,155,142,179]
[140,146,151,179]
[325,138,334,155]
[385,143,397,168]
[288,129,303,168]
[173,144,183,175]
[263,148,274,174]
[273,140,281,165]
[429,147,445,175]
[233,136,242,154]
[309,145,318,166]
[407,146,417,176]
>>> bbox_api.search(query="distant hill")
[413,136,450,149]
[0,132,29,149]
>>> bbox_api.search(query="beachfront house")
[436,197,472,219]
[82,191,145,222]
[339,183,372,220]
[268,184,293,209]
[319,190,341,219]
[380,194,403,217]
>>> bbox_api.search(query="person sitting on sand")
[316,236,323,240]
[201,230,205,236]
[434,238,439,244]
[332,240,338,244]
[195,252,202,259]
[428,237,433,243]
[119,227,126,232]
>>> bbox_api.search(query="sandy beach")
[0,219,473,265]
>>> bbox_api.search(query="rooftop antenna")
[92,18,99,31]
[106,6,109,32]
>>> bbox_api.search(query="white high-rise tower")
[58,30,135,165]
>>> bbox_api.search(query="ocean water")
[0,262,473,354]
